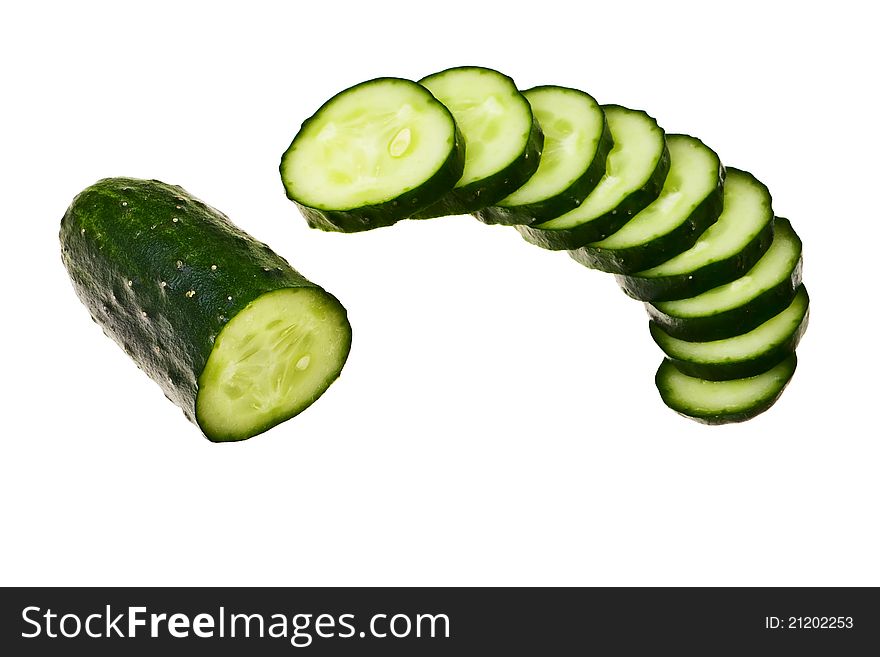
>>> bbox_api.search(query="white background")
[2,0,878,586]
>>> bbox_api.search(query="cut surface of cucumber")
[617,168,774,302]
[197,288,351,441]
[280,77,464,232]
[517,105,669,249]
[473,85,610,225]
[569,134,724,274]
[651,285,809,380]
[648,218,803,341]
[414,66,543,217]
[656,354,797,424]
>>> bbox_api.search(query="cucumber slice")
[473,86,611,226]
[655,354,797,424]
[517,105,670,250]
[650,285,809,380]
[280,77,465,232]
[60,178,352,442]
[647,218,802,341]
[412,66,543,218]
[617,168,774,302]
[569,134,724,274]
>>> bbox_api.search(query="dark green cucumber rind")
[281,77,466,233]
[616,217,776,302]
[411,77,545,218]
[516,117,671,249]
[649,286,809,381]
[569,153,725,274]
[655,355,797,425]
[473,95,613,226]
[59,178,352,441]
[647,254,803,342]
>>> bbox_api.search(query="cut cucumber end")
[196,288,351,442]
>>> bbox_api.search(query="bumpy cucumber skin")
[60,178,351,441]
[412,68,545,219]
[281,77,466,233]
[649,285,809,380]
[655,355,797,424]
[473,88,614,226]
[516,106,671,250]
[568,139,725,274]
[617,217,775,302]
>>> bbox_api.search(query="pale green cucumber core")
[655,220,800,318]
[638,170,771,278]
[655,287,808,363]
[592,135,718,248]
[421,69,531,188]
[537,106,665,230]
[196,288,349,441]
[660,357,795,415]
[499,87,604,206]
[282,79,456,210]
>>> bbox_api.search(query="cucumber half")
[650,285,809,381]
[647,218,803,341]
[473,85,611,226]
[569,134,724,274]
[413,66,543,218]
[617,168,774,302]
[517,105,670,250]
[61,178,352,442]
[655,354,797,424]
[280,77,464,232]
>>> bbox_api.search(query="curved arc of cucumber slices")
[473,85,612,226]
[650,285,809,381]
[412,66,544,218]
[647,218,803,341]
[616,168,775,302]
[280,77,465,232]
[656,354,797,424]
[517,105,670,250]
[569,134,725,274]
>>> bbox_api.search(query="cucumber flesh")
[650,285,809,380]
[474,85,611,225]
[414,66,543,217]
[617,168,774,302]
[656,354,797,424]
[517,105,669,249]
[648,218,803,341]
[569,134,724,273]
[280,77,464,232]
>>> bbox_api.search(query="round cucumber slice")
[197,288,351,442]
[280,77,464,232]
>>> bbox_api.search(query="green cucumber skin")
[412,75,545,218]
[473,92,613,226]
[656,355,797,425]
[282,78,466,233]
[649,287,809,380]
[646,255,803,342]
[616,216,776,302]
[516,113,671,249]
[60,178,351,441]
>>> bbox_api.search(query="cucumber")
[647,218,803,341]
[569,134,724,274]
[473,86,611,226]
[616,168,774,302]
[655,354,797,424]
[412,66,543,218]
[650,285,809,380]
[517,105,670,250]
[60,178,352,442]
[280,77,465,232]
